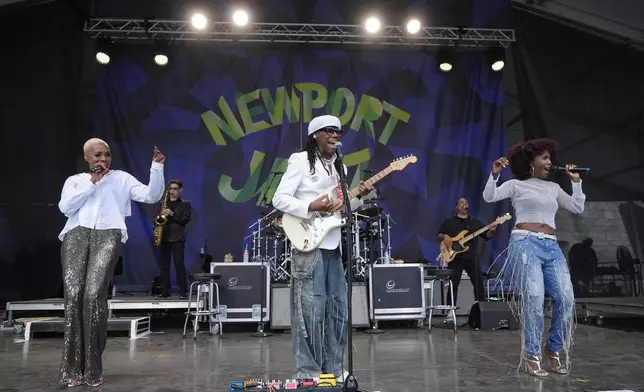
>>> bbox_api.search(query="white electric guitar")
[281,155,417,252]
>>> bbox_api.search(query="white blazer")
[272,151,363,250]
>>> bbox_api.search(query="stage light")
[487,46,505,71]
[436,47,453,73]
[191,13,208,29]
[406,19,421,34]
[232,9,249,26]
[154,54,168,66]
[153,40,170,66]
[95,38,111,65]
[95,51,110,65]
[364,17,381,34]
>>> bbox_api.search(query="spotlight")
[486,46,505,71]
[436,47,453,72]
[232,9,249,26]
[154,40,170,66]
[95,51,110,65]
[95,38,111,65]
[154,54,169,66]
[406,19,421,34]
[364,17,381,34]
[191,13,208,29]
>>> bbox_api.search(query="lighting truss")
[84,18,515,47]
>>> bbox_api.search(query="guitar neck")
[347,166,394,200]
[463,222,495,242]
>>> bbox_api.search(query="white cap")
[308,115,341,136]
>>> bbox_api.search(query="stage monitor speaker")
[468,301,519,330]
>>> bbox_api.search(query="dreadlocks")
[304,135,318,175]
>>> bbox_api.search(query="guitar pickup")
[300,222,309,231]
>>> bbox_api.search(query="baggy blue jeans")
[290,247,347,379]
[505,232,575,364]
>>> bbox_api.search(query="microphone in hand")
[552,165,590,174]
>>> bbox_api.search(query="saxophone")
[153,189,169,247]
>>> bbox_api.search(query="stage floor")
[1,320,643,392]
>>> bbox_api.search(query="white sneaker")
[336,370,349,383]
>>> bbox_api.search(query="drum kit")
[245,209,292,283]
[244,195,395,283]
[346,200,395,280]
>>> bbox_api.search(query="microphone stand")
[251,205,274,338]
[469,215,482,305]
[249,171,279,338]
[250,252,272,337]
[336,152,367,392]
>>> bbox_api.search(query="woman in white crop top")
[482,138,586,378]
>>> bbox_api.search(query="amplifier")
[270,282,370,330]
[468,301,519,330]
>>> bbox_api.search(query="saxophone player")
[155,179,192,299]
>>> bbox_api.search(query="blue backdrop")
[94,47,511,290]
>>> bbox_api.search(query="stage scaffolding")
[84,19,515,47]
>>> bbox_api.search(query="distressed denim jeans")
[504,232,575,365]
[290,247,347,379]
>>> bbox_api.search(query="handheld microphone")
[89,166,104,173]
[335,142,344,159]
[552,165,590,174]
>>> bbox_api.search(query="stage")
[1,319,642,392]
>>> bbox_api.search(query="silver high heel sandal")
[544,347,570,375]
[523,356,549,378]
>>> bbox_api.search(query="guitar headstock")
[494,213,512,225]
[389,155,418,171]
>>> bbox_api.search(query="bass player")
[437,197,496,323]
[272,115,372,382]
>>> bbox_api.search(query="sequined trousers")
[59,226,121,386]
[290,247,348,379]
[499,231,575,372]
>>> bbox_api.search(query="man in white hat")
[272,114,372,382]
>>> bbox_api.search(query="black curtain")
[0,0,94,307]
[512,9,644,201]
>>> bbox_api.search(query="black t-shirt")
[437,215,488,261]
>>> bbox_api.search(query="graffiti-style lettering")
[237,89,272,134]
[202,83,410,147]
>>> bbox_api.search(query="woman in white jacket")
[57,139,165,387]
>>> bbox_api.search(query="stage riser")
[21,317,151,341]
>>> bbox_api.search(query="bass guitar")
[281,155,417,252]
[437,213,512,263]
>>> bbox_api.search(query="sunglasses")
[321,127,343,136]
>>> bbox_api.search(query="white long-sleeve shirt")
[58,162,165,243]
[482,172,585,229]
[272,151,363,250]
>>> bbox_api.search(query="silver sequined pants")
[58,226,121,385]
